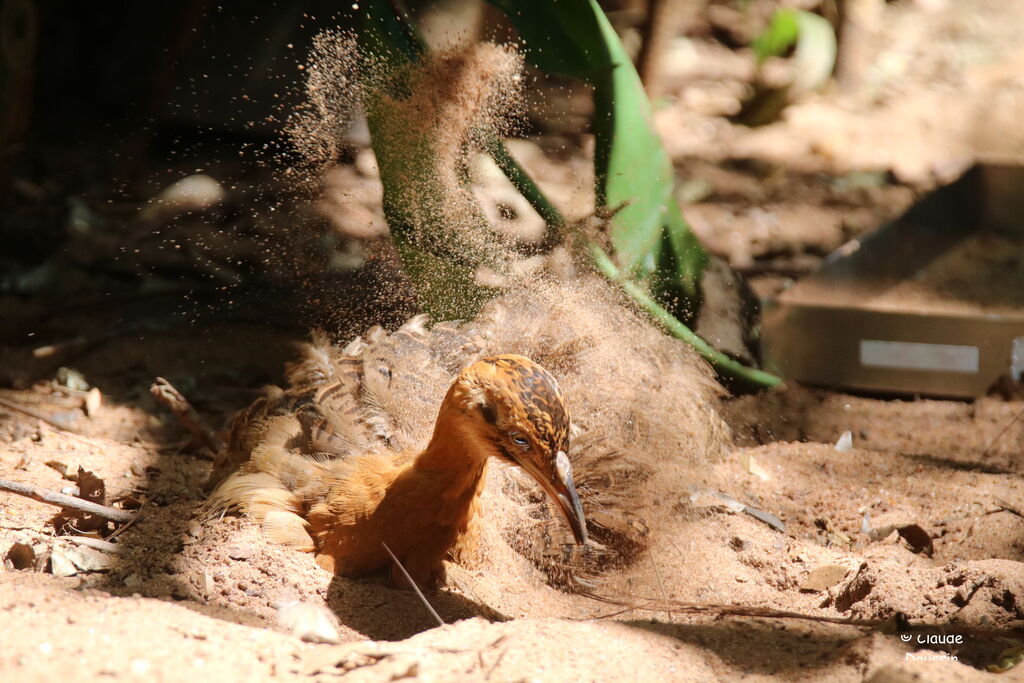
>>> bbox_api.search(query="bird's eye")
[511,434,529,449]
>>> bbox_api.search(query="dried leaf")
[6,542,35,570]
[799,565,849,592]
[55,468,107,533]
[84,388,102,417]
[44,461,69,478]
[741,452,771,481]
[49,548,77,577]
[897,524,934,557]
[743,505,786,532]
[61,544,115,572]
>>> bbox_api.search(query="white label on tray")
[859,340,979,374]
[1012,337,1024,381]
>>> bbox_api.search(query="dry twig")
[0,395,82,434]
[150,377,225,454]
[981,405,1024,458]
[582,591,1024,638]
[382,541,444,627]
[0,478,136,524]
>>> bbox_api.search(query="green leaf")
[485,0,613,79]
[752,8,800,64]
[357,0,424,70]
[590,243,781,388]
[492,0,706,293]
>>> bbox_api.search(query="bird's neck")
[415,411,490,491]
[407,382,498,527]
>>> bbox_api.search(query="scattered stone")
[130,658,152,676]
[145,174,225,219]
[834,431,853,452]
[49,548,77,577]
[55,367,89,391]
[277,600,343,644]
[226,546,254,561]
[84,388,102,417]
[800,565,850,592]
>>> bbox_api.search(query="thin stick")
[981,405,1024,458]
[104,500,147,541]
[582,591,1024,639]
[581,590,880,627]
[0,396,82,434]
[150,377,225,454]
[382,542,444,627]
[0,478,136,524]
[647,551,674,623]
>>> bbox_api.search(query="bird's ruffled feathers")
[208,277,729,589]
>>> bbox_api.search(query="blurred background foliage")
[1,0,857,389]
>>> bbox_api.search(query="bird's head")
[445,354,587,545]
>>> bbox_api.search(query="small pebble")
[227,546,253,561]
[277,600,342,644]
[834,431,853,453]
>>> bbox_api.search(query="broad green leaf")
[357,0,424,70]
[492,0,705,292]
[485,0,613,79]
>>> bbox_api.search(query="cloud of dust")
[287,32,524,271]
[283,31,732,593]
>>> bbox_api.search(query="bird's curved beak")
[551,451,588,544]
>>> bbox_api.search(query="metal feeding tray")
[762,164,1024,397]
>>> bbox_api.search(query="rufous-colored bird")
[208,321,587,589]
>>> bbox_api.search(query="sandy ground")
[4,0,1024,681]
[2,329,1023,681]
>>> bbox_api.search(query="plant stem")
[589,244,782,388]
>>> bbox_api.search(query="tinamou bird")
[209,277,729,590]
[208,317,587,588]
